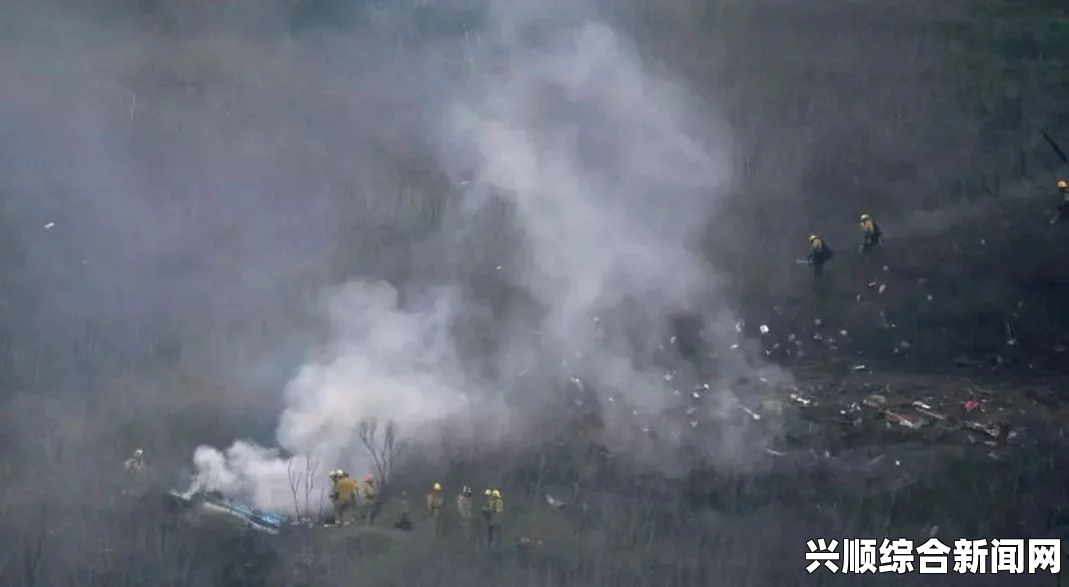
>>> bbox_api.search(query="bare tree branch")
[356,418,405,490]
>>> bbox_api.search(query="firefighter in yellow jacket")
[359,474,378,525]
[328,470,358,525]
[482,489,504,547]
[1054,179,1069,223]
[858,213,882,254]
[807,234,834,278]
[426,482,445,536]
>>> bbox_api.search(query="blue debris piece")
[171,490,287,534]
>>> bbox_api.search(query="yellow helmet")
[860,213,870,221]
[432,482,442,492]
[328,469,340,479]
[808,234,819,242]
[1059,179,1068,189]
[491,489,502,498]
[484,488,492,496]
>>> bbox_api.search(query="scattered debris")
[738,405,761,421]
[885,410,926,429]
[863,394,887,408]
[44,222,55,230]
[963,400,980,413]
[962,421,1001,439]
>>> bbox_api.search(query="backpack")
[822,242,834,261]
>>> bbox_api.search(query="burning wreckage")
[164,489,289,535]
[151,248,1069,541]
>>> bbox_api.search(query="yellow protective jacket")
[808,238,830,263]
[483,495,504,516]
[360,482,377,503]
[426,491,444,512]
[1062,187,1069,202]
[333,477,357,505]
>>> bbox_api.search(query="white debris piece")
[882,265,890,272]
[691,391,700,399]
[735,321,744,333]
[927,294,934,302]
[764,448,785,457]
[44,222,55,229]
[839,329,848,337]
[878,283,887,294]
[738,405,761,420]
[759,324,770,335]
[851,364,867,371]
[813,318,822,326]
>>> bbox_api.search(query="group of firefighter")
[327,469,507,546]
[804,212,882,279]
[804,178,1069,279]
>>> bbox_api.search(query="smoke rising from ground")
[191,4,786,510]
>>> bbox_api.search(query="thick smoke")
[193,3,787,510]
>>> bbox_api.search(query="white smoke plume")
[191,281,477,513]
[193,2,787,511]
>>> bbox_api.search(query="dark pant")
[812,261,824,278]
